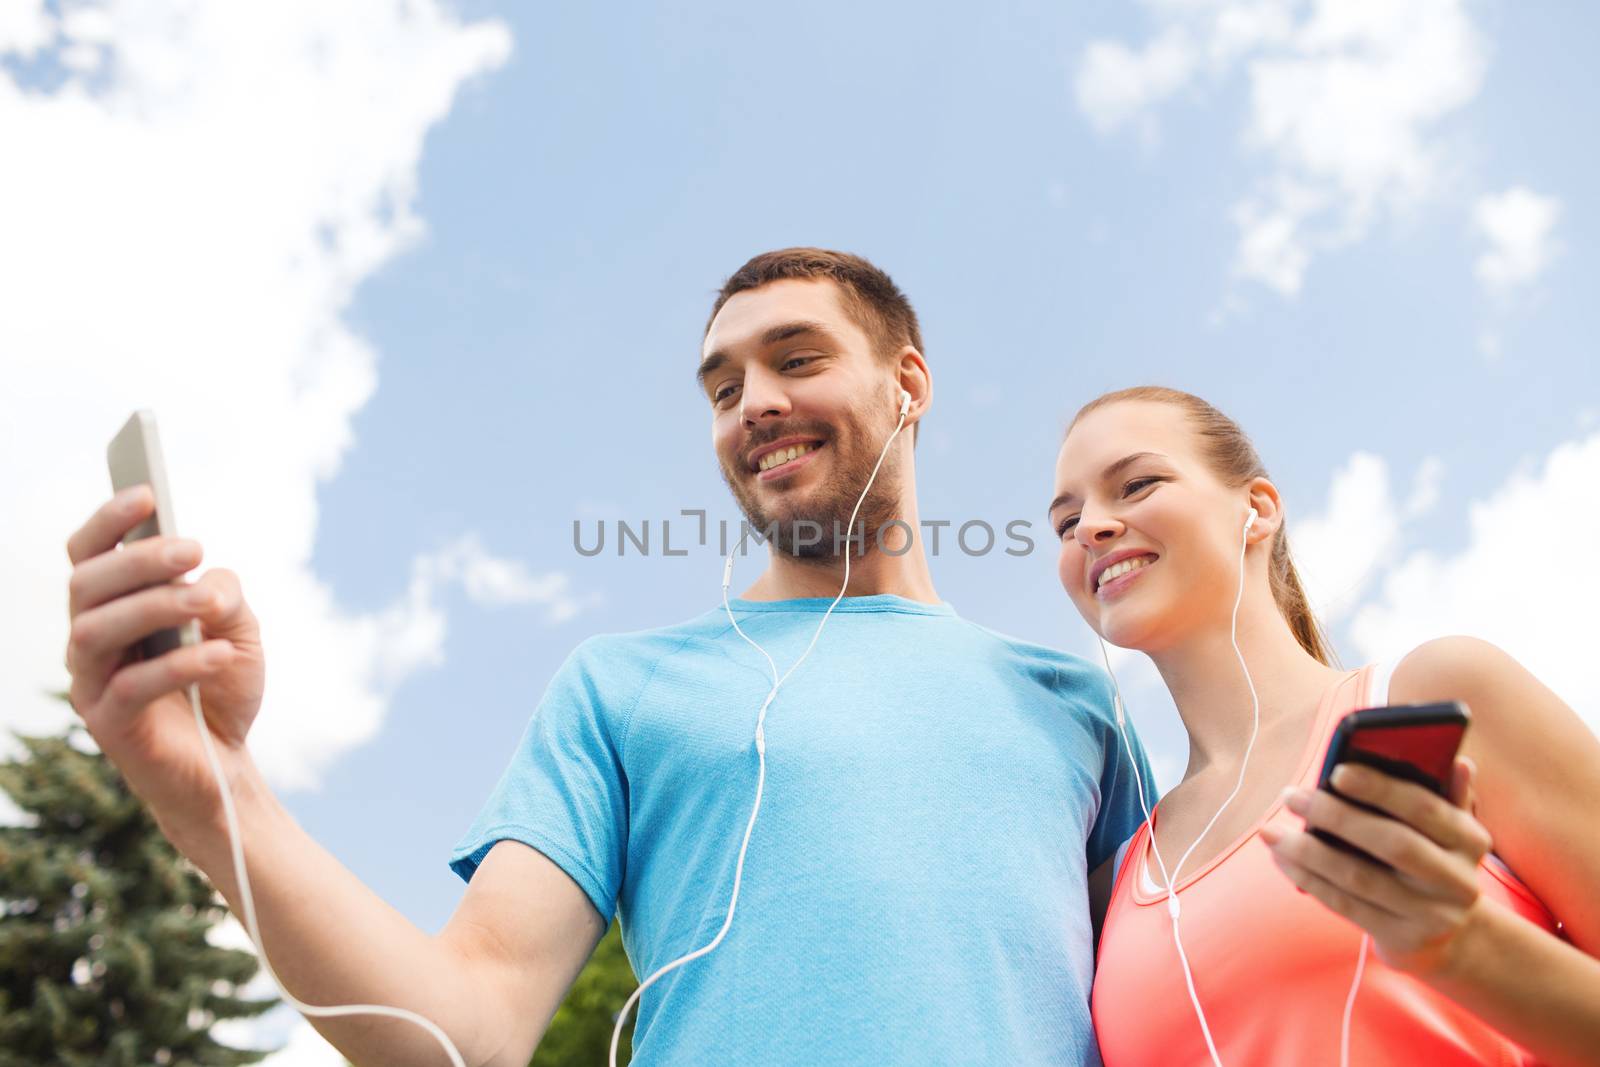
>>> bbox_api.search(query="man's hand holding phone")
[1260,705,1496,980]
[64,484,266,853]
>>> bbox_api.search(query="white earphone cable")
[608,394,911,1066]
[1100,508,1368,1067]
[1340,933,1370,1066]
[187,682,468,1067]
[1095,509,1259,1067]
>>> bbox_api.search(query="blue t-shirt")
[449,594,1153,1066]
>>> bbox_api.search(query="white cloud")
[1404,455,1444,520]
[1076,27,1200,136]
[1345,432,1600,732]
[0,4,588,798]
[0,0,51,57]
[1292,449,1448,626]
[1077,0,1488,295]
[1292,451,1399,623]
[1473,186,1562,294]
[366,534,593,692]
[440,534,591,619]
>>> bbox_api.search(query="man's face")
[699,278,904,558]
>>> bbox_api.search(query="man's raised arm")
[65,486,603,1066]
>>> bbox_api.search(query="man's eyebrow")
[1046,452,1169,517]
[695,320,836,389]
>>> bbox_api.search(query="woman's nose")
[1075,511,1123,548]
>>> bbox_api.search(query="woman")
[1049,387,1600,1066]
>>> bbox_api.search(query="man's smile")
[747,436,826,477]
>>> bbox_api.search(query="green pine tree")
[0,713,280,1067]
[531,920,636,1067]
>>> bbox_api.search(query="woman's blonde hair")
[1068,386,1340,667]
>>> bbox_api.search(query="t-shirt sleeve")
[447,638,634,919]
[1085,677,1157,873]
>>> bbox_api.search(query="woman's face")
[1048,401,1259,651]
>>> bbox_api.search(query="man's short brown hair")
[706,248,924,364]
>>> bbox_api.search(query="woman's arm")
[1260,635,1600,1067]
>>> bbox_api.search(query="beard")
[718,398,905,561]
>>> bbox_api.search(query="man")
[64,248,1151,1066]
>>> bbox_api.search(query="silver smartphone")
[107,410,202,661]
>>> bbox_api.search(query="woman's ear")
[1246,478,1285,544]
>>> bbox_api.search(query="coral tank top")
[1092,665,1564,1066]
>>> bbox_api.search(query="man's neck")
[732,496,940,604]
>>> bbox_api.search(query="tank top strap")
[1293,665,1378,791]
[1119,666,1379,900]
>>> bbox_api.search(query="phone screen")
[1343,721,1463,793]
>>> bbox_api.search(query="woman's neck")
[1149,599,1346,784]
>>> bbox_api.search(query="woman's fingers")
[1449,755,1478,813]
[1264,820,1486,977]
[1263,826,1407,937]
[1265,822,1420,917]
[1269,763,1496,979]
[1328,763,1492,862]
[1282,784,1480,904]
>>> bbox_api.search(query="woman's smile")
[1092,552,1160,600]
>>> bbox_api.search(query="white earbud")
[899,389,911,417]
[1244,507,1258,532]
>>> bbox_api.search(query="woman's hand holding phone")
[64,485,267,851]
[1261,756,1495,978]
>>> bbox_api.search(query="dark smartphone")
[1311,702,1470,866]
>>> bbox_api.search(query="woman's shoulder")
[1384,636,1593,767]
[1386,635,1522,707]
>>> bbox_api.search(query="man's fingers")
[69,535,201,617]
[99,640,235,720]
[67,487,153,566]
[188,569,256,642]
[68,580,212,694]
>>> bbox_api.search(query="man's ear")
[895,348,931,418]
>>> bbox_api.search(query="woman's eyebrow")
[1046,451,1170,517]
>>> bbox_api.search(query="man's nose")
[740,372,791,425]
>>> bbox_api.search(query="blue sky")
[4,2,1596,1060]
[318,0,1597,924]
